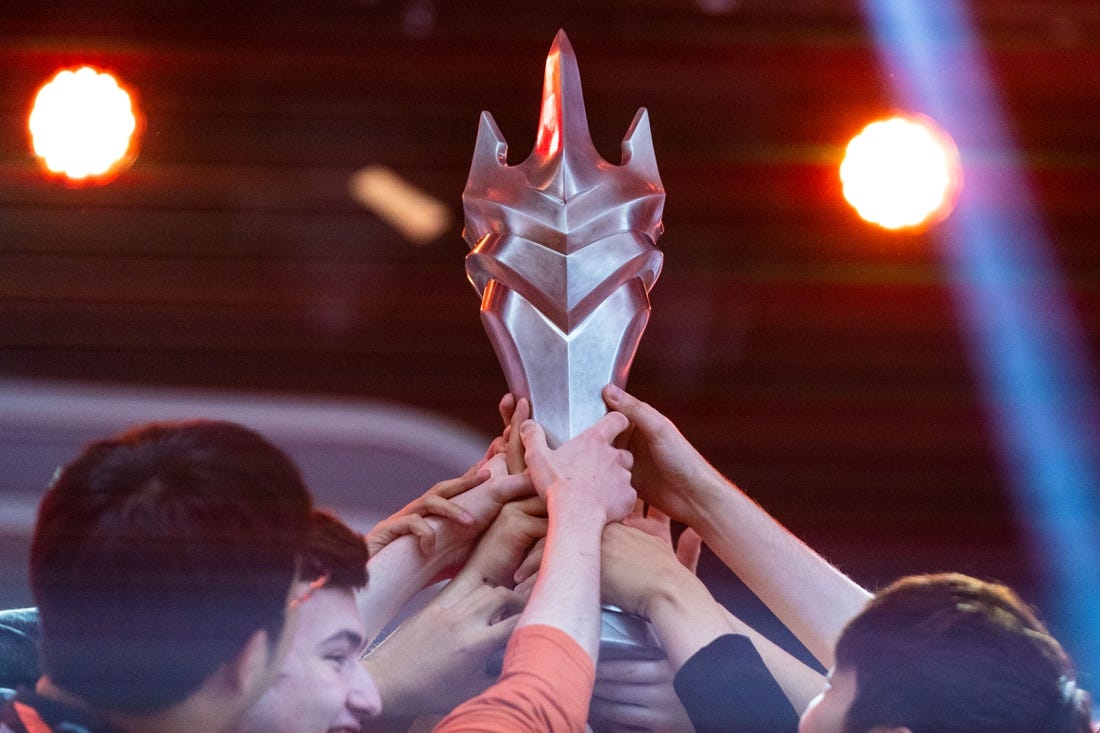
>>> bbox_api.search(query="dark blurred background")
[0,0,1098,676]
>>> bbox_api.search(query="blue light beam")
[862,0,1100,686]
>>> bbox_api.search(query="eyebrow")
[321,629,366,652]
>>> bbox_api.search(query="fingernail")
[605,383,623,400]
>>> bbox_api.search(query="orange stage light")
[28,66,141,185]
[840,114,961,231]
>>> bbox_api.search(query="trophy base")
[598,604,665,660]
[485,605,664,675]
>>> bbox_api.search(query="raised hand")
[363,583,524,717]
[521,410,637,526]
[622,501,703,575]
[365,467,483,557]
[438,494,548,600]
[589,657,695,733]
[601,383,721,526]
[600,521,703,620]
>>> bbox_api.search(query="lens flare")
[28,66,140,183]
[840,114,961,230]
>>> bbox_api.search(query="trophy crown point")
[621,108,661,186]
[463,31,665,254]
[535,30,593,159]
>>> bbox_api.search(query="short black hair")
[836,573,1092,733]
[300,509,369,591]
[30,420,312,713]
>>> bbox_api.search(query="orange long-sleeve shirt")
[434,625,594,733]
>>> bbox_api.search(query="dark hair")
[30,420,312,713]
[836,573,1092,733]
[300,510,369,591]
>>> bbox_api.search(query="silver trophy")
[463,30,665,659]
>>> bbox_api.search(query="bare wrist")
[546,489,614,530]
[681,466,739,536]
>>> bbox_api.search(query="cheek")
[799,689,843,733]
[271,662,347,729]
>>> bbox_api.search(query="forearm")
[645,579,807,733]
[357,532,456,642]
[646,571,739,670]
[359,475,528,640]
[360,655,419,721]
[686,467,871,668]
[716,608,824,713]
[516,498,605,664]
[435,626,593,733]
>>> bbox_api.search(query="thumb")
[519,419,550,482]
[603,384,651,427]
[519,418,547,452]
[676,528,703,575]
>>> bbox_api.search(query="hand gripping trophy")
[463,30,666,658]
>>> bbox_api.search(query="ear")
[225,628,273,695]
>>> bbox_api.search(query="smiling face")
[236,583,381,733]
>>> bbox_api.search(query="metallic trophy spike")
[463,30,666,662]
[463,29,665,448]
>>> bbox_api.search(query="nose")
[348,664,383,719]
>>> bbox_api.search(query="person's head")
[30,420,312,718]
[800,573,1093,733]
[236,509,381,733]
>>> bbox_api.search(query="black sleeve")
[673,633,800,733]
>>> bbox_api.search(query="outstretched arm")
[365,468,482,558]
[356,454,534,642]
[363,583,523,719]
[513,413,637,660]
[603,384,871,669]
[435,412,637,732]
[601,521,824,715]
[434,494,547,606]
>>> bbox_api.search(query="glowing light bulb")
[840,114,961,230]
[28,66,140,183]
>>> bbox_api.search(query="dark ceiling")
[1,1,1098,614]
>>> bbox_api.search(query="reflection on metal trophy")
[463,30,666,659]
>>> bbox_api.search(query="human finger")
[513,571,537,601]
[448,583,511,614]
[365,514,431,556]
[483,434,508,463]
[504,494,548,518]
[675,527,703,575]
[591,682,663,707]
[595,658,669,685]
[484,471,536,504]
[519,419,550,481]
[588,698,661,731]
[513,536,545,584]
[429,468,490,499]
[587,409,630,444]
[481,450,509,478]
[602,384,663,433]
[498,393,516,429]
[419,494,476,525]
[473,584,525,623]
[406,515,437,556]
[506,397,530,474]
[367,515,437,557]
[618,448,634,471]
